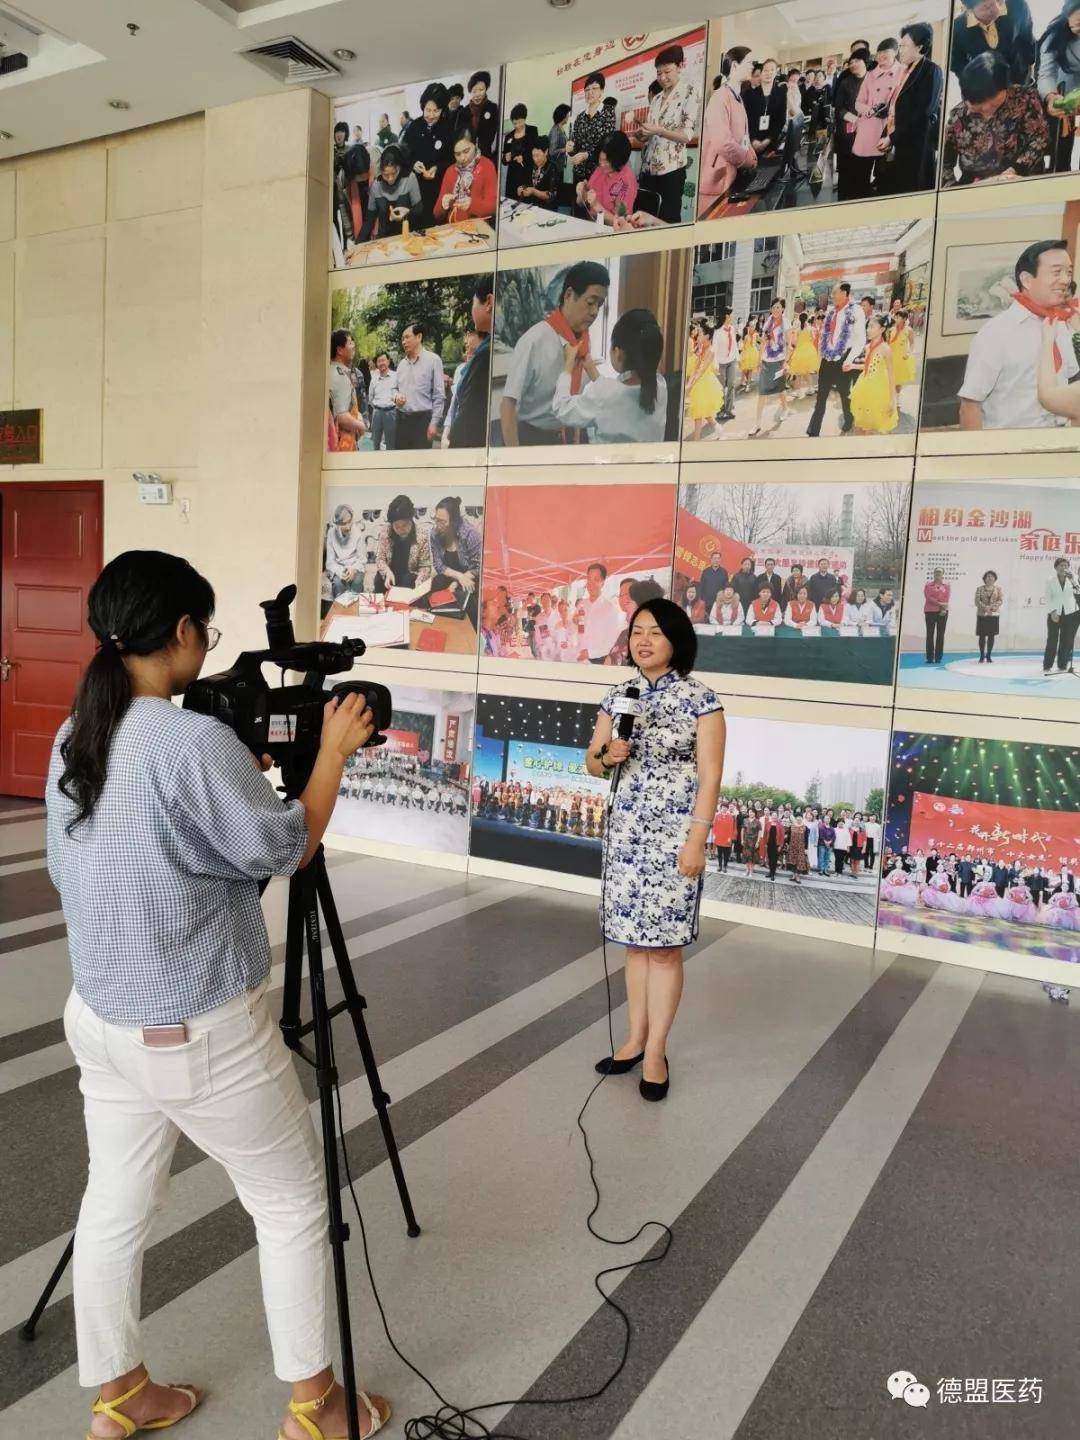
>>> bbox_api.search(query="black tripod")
[22,843,420,1440]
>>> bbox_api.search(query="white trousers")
[63,982,331,1387]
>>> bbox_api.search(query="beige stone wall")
[0,92,329,657]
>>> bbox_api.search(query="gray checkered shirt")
[46,696,308,1026]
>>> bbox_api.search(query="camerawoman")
[46,551,393,1440]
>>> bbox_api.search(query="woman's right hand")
[604,738,632,766]
[321,693,375,762]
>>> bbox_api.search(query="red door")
[0,483,103,797]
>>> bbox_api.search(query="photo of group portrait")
[479,477,675,667]
[920,194,1080,436]
[331,68,502,269]
[940,0,1080,188]
[880,729,1080,975]
[674,474,907,688]
[491,247,690,451]
[469,692,608,879]
[683,217,930,444]
[498,26,706,249]
[697,0,948,220]
[897,478,1080,699]
[700,709,890,931]
[329,681,475,859]
[328,268,493,456]
[320,482,485,660]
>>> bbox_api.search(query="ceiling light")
[333,48,356,61]
[548,0,575,7]
[108,99,131,110]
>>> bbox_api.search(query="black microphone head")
[616,685,640,741]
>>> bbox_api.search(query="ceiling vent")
[241,36,339,85]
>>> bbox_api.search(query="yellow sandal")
[87,1374,201,1438]
[278,1379,391,1440]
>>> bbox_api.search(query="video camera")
[184,584,392,793]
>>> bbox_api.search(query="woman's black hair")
[983,569,999,582]
[597,129,631,169]
[468,70,492,90]
[510,102,528,121]
[610,307,663,413]
[1041,0,1080,68]
[721,45,753,77]
[420,82,449,112]
[959,51,1009,102]
[379,143,404,173]
[584,71,606,90]
[387,494,416,524]
[629,597,697,675]
[531,134,551,153]
[552,102,572,123]
[900,21,934,56]
[59,552,215,833]
[436,495,463,533]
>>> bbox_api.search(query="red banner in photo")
[908,792,1080,869]
[444,715,460,764]
[383,729,420,756]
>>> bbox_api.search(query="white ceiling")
[0,0,748,159]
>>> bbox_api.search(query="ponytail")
[610,307,663,414]
[59,551,215,833]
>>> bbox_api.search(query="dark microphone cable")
[326,683,675,1438]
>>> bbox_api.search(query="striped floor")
[2,801,1078,1438]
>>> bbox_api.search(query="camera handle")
[20,846,420,1440]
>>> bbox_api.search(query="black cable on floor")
[327,797,675,1439]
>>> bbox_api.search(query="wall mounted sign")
[0,410,43,465]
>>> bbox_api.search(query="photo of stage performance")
[698,0,948,221]
[469,693,607,878]
[897,479,1080,699]
[674,473,907,688]
[879,730,1080,966]
[701,711,889,928]
[683,217,931,445]
[498,25,706,249]
[329,682,475,857]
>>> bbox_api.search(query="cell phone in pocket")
[141,1024,189,1047]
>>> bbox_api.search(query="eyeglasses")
[205,626,222,652]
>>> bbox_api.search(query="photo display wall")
[321,7,1080,987]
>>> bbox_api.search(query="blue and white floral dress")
[600,670,724,948]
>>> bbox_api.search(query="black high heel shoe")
[639,1059,670,1102]
[594,1051,644,1076]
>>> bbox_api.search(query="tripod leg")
[302,872,364,1440]
[21,1234,75,1340]
[279,871,307,1052]
[315,857,421,1238]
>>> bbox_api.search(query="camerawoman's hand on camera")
[45,553,393,1440]
[296,693,375,868]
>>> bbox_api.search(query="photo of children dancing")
[880,730,1080,992]
[684,220,929,442]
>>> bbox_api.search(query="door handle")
[0,657,15,681]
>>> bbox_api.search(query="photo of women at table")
[328,269,493,456]
[330,681,475,858]
[940,0,1080,188]
[683,217,930,446]
[498,25,706,249]
[699,709,889,929]
[698,0,947,220]
[919,199,1080,438]
[897,478,1080,700]
[332,68,501,269]
[880,729,1080,972]
[491,247,690,451]
[674,473,907,687]
[320,483,484,658]
[479,477,676,667]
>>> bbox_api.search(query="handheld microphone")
[607,685,641,801]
